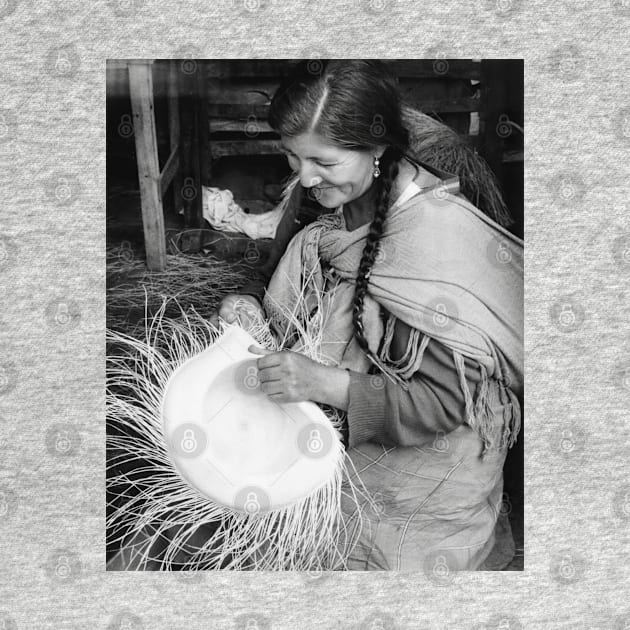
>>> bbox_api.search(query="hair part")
[269,60,411,372]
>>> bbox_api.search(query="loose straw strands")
[401,104,512,228]
[107,287,367,570]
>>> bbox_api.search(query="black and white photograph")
[105,58,524,572]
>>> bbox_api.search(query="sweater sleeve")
[345,318,482,448]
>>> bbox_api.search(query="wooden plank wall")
[200,60,484,158]
[109,59,523,239]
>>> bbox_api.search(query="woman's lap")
[339,424,509,571]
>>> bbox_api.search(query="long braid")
[351,147,403,371]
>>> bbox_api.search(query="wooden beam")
[128,60,167,271]
[479,60,510,186]
[209,139,281,159]
[167,60,183,215]
[159,145,180,196]
[206,96,480,120]
[178,62,203,251]
[204,59,481,80]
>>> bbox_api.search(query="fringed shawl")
[263,168,523,452]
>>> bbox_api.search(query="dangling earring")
[373,156,381,179]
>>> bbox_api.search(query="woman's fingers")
[259,379,285,397]
[248,345,273,356]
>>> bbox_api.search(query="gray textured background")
[1,1,629,628]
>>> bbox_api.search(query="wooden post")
[128,60,167,271]
[177,59,203,252]
[197,64,210,189]
[480,60,508,188]
[167,60,183,217]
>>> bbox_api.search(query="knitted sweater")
[239,181,481,449]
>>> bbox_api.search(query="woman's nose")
[297,164,323,188]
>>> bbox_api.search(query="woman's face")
[279,131,384,209]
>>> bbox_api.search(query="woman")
[222,59,523,571]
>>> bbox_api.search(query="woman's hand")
[210,294,263,328]
[249,346,350,410]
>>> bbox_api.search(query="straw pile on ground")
[106,242,261,342]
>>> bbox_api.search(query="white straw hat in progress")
[107,298,365,571]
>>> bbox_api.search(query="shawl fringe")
[375,312,520,453]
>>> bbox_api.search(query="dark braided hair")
[269,60,411,372]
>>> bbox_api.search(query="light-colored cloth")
[262,160,523,570]
[201,186,285,239]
